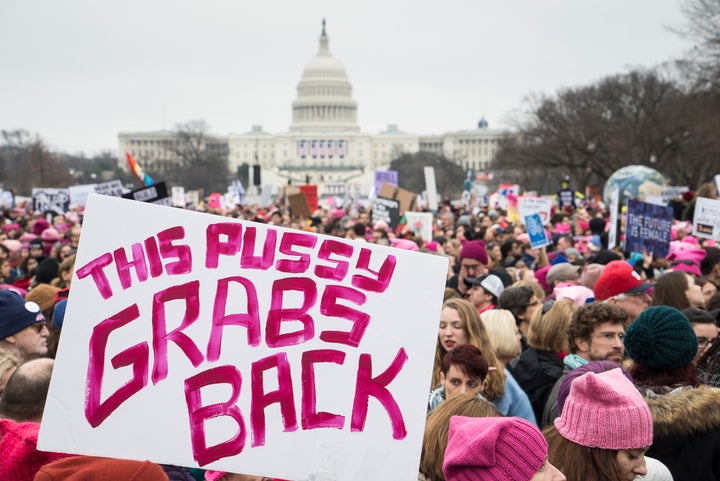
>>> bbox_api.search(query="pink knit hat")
[443,416,547,481]
[554,368,653,450]
[0,419,74,481]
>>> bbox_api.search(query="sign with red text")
[518,196,553,225]
[39,194,448,481]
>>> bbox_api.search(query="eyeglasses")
[30,322,48,333]
[698,338,714,348]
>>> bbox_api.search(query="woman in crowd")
[544,368,654,481]
[434,298,535,422]
[509,299,576,422]
[497,284,542,351]
[624,306,720,480]
[443,416,565,481]
[428,344,489,409]
[651,270,705,310]
[0,350,19,398]
[480,309,522,367]
[697,277,718,306]
[420,394,501,481]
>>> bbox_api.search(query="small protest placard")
[69,184,98,207]
[661,186,689,203]
[693,196,720,241]
[122,181,171,206]
[95,180,125,197]
[625,199,673,257]
[525,213,550,248]
[299,185,319,212]
[423,167,438,212]
[39,194,448,481]
[518,197,553,225]
[378,183,416,213]
[404,211,433,241]
[32,188,70,214]
[609,189,620,250]
[374,170,398,196]
[371,196,401,230]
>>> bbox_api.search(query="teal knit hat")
[624,306,698,370]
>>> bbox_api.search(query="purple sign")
[375,170,398,195]
[625,199,673,258]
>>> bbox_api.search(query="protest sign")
[32,188,70,214]
[0,189,14,208]
[69,184,98,207]
[404,211,433,241]
[497,184,519,210]
[625,199,673,257]
[172,186,187,208]
[374,170,398,196]
[299,185,319,212]
[525,213,550,249]
[661,186,689,203]
[378,183,416,213]
[39,194,448,481]
[693,196,720,241]
[608,189,619,249]
[371,197,401,230]
[95,180,125,197]
[122,181,171,206]
[518,196,553,225]
[423,167,438,212]
[288,192,311,217]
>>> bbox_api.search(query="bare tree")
[492,69,712,193]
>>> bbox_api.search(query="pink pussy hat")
[443,416,547,481]
[554,368,653,450]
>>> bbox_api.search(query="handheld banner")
[518,197,553,225]
[374,171,398,197]
[39,194,448,481]
[608,189,619,250]
[122,181,171,206]
[95,180,125,198]
[525,213,550,249]
[32,188,70,215]
[371,197,401,230]
[693,197,720,241]
[625,199,673,258]
[423,167,438,212]
[404,212,433,241]
[69,184,99,207]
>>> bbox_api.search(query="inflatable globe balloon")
[603,165,669,205]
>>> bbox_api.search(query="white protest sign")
[95,180,125,197]
[661,186,689,203]
[517,197,553,225]
[172,186,186,207]
[609,189,619,249]
[404,211,433,241]
[693,196,720,241]
[69,184,99,207]
[39,194,447,481]
[423,167,438,212]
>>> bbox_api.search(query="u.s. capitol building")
[118,21,508,196]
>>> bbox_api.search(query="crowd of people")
[1,179,720,480]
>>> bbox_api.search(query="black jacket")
[508,348,564,424]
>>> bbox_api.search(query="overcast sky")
[0,0,692,156]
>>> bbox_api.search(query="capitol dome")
[290,20,359,132]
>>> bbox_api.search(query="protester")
[443,416,565,481]
[544,369,654,481]
[542,302,629,427]
[509,299,576,423]
[463,273,504,314]
[624,305,720,480]
[480,309,522,366]
[0,290,49,362]
[682,307,719,363]
[497,285,541,351]
[593,260,653,320]
[34,457,169,481]
[428,344,489,409]
[420,394,501,481]
[434,298,535,422]
[652,270,705,310]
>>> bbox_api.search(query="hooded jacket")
[645,386,720,481]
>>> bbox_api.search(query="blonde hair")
[480,309,520,363]
[420,394,501,481]
[0,350,20,395]
[528,298,577,352]
[433,299,505,400]
[514,279,546,301]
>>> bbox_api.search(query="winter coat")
[508,348,564,423]
[646,386,720,481]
